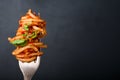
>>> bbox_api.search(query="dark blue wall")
[0,0,120,80]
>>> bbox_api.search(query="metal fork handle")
[24,76,32,80]
[19,56,40,80]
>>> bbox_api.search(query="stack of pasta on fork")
[8,9,47,62]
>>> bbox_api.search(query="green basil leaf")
[11,39,28,47]
[24,25,29,31]
[28,32,37,39]
[31,32,37,39]
[11,39,25,45]
[17,41,28,47]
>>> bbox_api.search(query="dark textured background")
[0,0,120,80]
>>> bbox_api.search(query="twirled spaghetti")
[8,9,47,62]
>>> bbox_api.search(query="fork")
[19,56,40,80]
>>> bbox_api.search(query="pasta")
[8,9,47,62]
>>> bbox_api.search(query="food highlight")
[8,9,47,62]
